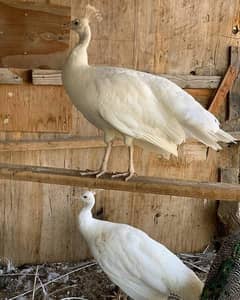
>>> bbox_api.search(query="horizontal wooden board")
[0,135,234,153]
[32,68,221,88]
[0,85,72,132]
[0,0,70,69]
[32,69,63,85]
[0,68,23,84]
[160,74,221,89]
[0,163,238,201]
[0,136,119,151]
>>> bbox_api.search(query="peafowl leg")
[96,141,112,177]
[80,141,112,177]
[112,144,136,181]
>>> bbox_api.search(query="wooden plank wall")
[0,84,72,132]
[0,0,70,69]
[0,0,240,265]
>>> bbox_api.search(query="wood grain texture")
[0,84,72,132]
[32,69,62,85]
[0,0,70,69]
[132,0,240,75]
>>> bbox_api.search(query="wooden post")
[217,168,240,235]
[217,47,240,235]
[229,47,240,119]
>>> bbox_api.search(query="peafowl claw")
[112,171,136,181]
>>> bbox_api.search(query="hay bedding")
[0,249,214,300]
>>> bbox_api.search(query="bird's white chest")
[62,66,109,130]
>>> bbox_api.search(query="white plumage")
[78,191,203,300]
[62,5,235,180]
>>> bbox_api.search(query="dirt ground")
[0,250,214,300]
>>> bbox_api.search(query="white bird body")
[78,191,203,300]
[62,9,235,179]
[63,63,187,156]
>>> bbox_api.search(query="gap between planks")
[0,163,239,201]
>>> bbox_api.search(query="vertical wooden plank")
[229,47,240,119]
[0,178,6,258]
[218,168,240,235]
[1,175,45,264]
[217,47,240,235]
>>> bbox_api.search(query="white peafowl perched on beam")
[78,190,203,300]
[62,5,235,181]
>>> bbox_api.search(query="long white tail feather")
[142,133,178,156]
[214,128,236,143]
[184,126,222,150]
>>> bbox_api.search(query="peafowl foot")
[80,169,102,176]
[96,170,107,178]
[112,171,136,181]
[80,169,108,178]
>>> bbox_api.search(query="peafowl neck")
[78,202,96,239]
[68,25,91,67]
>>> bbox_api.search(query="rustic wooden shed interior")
[0,0,240,266]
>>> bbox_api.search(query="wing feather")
[96,72,186,156]
[96,67,235,148]
[94,224,194,297]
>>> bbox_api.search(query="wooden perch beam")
[0,163,240,201]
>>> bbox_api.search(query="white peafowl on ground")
[78,190,203,300]
[62,5,235,180]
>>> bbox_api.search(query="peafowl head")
[80,191,96,207]
[70,17,89,35]
[70,5,102,43]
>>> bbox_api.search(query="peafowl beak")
[63,19,81,31]
[62,22,71,31]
